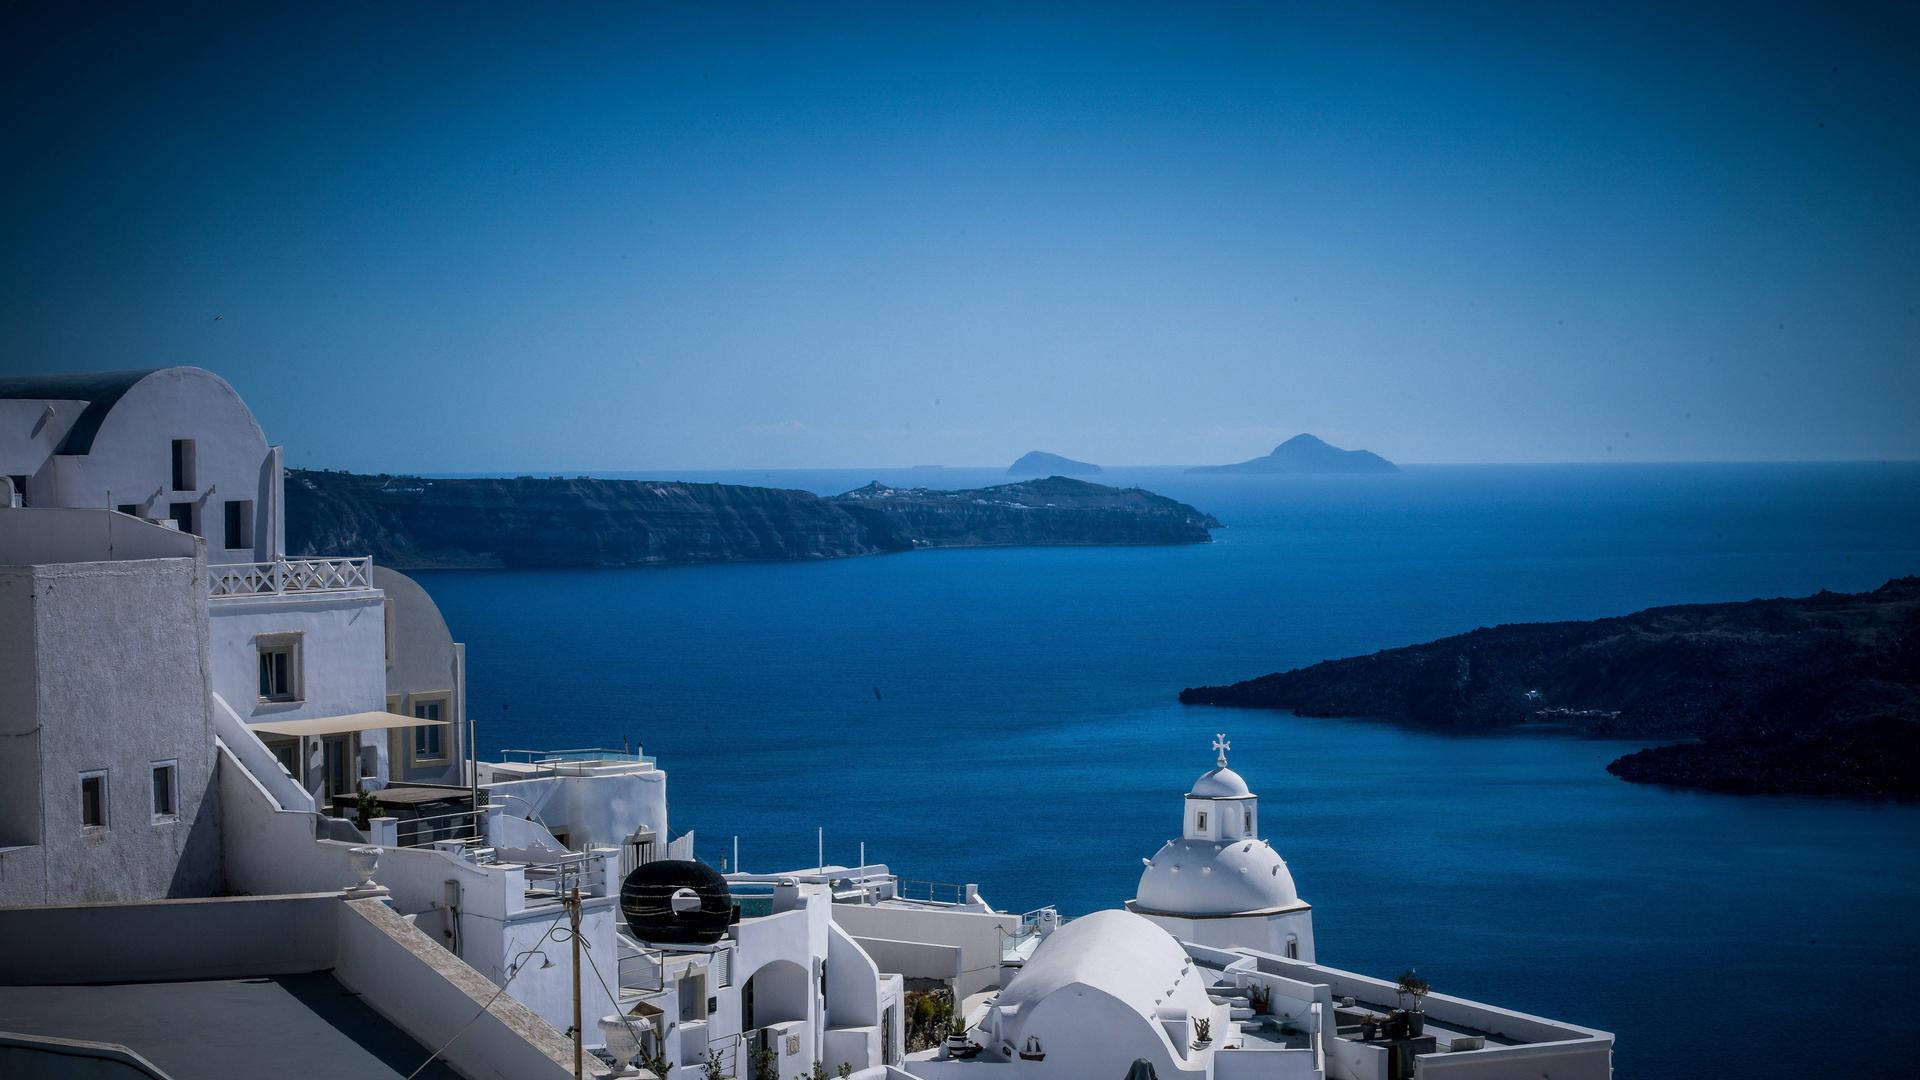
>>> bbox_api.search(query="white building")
[1128,736,1316,963]
[0,366,1610,1080]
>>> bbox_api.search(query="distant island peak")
[1189,433,1398,474]
[1009,450,1102,476]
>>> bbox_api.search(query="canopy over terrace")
[249,710,446,737]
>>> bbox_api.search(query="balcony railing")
[210,556,374,598]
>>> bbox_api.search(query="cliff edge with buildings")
[287,470,1218,569]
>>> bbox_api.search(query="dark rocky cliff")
[1180,578,1920,797]
[830,476,1219,548]
[287,470,1216,569]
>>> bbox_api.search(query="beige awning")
[249,711,447,737]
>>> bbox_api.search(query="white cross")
[1212,733,1230,767]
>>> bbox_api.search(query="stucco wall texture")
[0,554,222,905]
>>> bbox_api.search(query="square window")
[224,499,254,549]
[170,438,197,490]
[152,762,178,820]
[117,503,139,516]
[168,501,197,536]
[80,771,107,829]
[257,635,301,702]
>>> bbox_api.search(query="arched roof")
[0,369,160,454]
[994,910,1207,1022]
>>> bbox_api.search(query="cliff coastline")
[287,469,1218,569]
[1179,578,1920,798]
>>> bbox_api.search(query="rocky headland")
[1179,579,1920,798]
[833,475,1217,548]
[287,469,1217,569]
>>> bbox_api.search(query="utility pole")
[570,884,584,1080]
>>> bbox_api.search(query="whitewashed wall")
[0,548,221,905]
[0,369,276,564]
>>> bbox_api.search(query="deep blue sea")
[416,463,1920,1079]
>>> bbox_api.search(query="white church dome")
[1189,765,1251,799]
[1134,837,1301,916]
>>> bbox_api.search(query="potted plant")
[1396,970,1431,1037]
[946,1019,979,1059]
[1248,984,1272,1016]
[1189,1017,1212,1051]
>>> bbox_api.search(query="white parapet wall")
[0,891,583,1080]
[336,897,582,1080]
[829,901,1021,1001]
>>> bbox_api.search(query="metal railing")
[498,747,657,769]
[525,850,610,899]
[394,806,488,849]
[210,556,374,598]
[619,948,667,992]
[895,878,969,905]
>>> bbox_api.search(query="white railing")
[210,556,374,598]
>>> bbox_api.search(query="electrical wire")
[566,916,654,1072]
[404,907,572,1080]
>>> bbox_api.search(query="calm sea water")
[416,463,1920,1079]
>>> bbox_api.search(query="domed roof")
[1188,766,1252,799]
[983,911,1216,1061]
[1133,838,1301,916]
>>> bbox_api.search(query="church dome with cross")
[1127,735,1316,960]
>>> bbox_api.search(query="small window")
[1195,810,1208,831]
[1245,809,1254,834]
[8,475,27,507]
[412,699,447,762]
[257,635,301,702]
[80,771,108,829]
[224,499,254,550]
[117,503,140,516]
[152,762,178,820]
[168,501,196,536]
[170,438,197,490]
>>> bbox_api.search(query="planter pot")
[1407,1011,1425,1038]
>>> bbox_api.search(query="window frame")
[151,760,179,822]
[256,632,304,704]
[1195,809,1209,832]
[408,693,452,766]
[80,769,109,831]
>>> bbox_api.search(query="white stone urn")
[347,845,381,891]
[599,1015,640,1070]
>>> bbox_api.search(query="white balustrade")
[209,556,374,598]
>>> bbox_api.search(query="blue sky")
[3,3,1915,470]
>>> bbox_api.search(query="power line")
[405,907,571,1080]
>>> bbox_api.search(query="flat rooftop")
[0,973,460,1079]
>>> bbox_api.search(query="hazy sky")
[3,3,1916,470]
